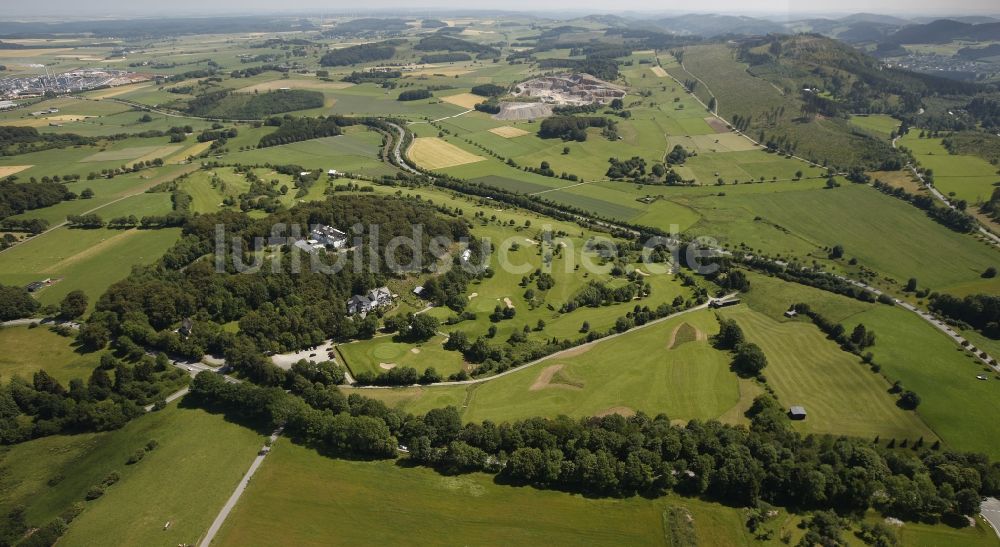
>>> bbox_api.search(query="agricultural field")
[899,132,1000,205]
[720,305,936,441]
[741,273,1000,459]
[0,226,182,307]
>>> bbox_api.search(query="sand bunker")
[503,297,514,309]
[468,292,478,300]
[410,348,421,354]
[379,362,397,370]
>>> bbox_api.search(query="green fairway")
[362,310,744,424]
[0,326,102,385]
[337,334,468,378]
[720,305,936,441]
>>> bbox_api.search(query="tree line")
[320,41,400,67]
[189,370,1000,524]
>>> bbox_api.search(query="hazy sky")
[4,0,998,17]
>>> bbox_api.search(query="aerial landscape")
[1,0,1000,545]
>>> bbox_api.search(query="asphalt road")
[982,497,1000,539]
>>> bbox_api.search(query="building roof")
[789,406,807,415]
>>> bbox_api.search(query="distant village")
[0,68,151,100]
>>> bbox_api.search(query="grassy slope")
[0,401,262,543]
[213,441,756,547]
[0,227,182,308]
[720,305,936,441]
[743,272,1000,457]
[0,326,103,385]
[899,132,1000,205]
[58,402,264,547]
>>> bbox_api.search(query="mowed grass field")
[337,334,468,378]
[0,401,263,544]
[409,137,486,169]
[848,114,900,139]
[212,441,757,547]
[57,402,265,547]
[720,306,936,441]
[743,272,1000,458]
[899,132,1000,204]
[685,183,1000,291]
[0,226,182,308]
[0,326,103,385]
[361,310,745,425]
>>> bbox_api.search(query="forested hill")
[737,34,983,112]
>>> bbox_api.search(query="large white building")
[310,225,348,249]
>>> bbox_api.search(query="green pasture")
[743,272,1000,458]
[56,402,264,547]
[900,132,1000,204]
[0,326,103,385]
[213,441,765,547]
[0,401,262,542]
[848,114,900,139]
[223,130,396,178]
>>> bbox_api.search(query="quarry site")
[511,73,626,105]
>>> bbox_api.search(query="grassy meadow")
[899,132,1000,205]
[0,326,103,384]
[0,401,263,545]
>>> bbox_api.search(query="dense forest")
[929,292,1000,339]
[0,179,75,221]
[398,89,433,101]
[183,89,323,120]
[414,35,500,58]
[319,41,401,66]
[538,116,612,141]
[258,115,358,148]
[82,196,469,381]
[419,53,472,63]
[0,126,94,156]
